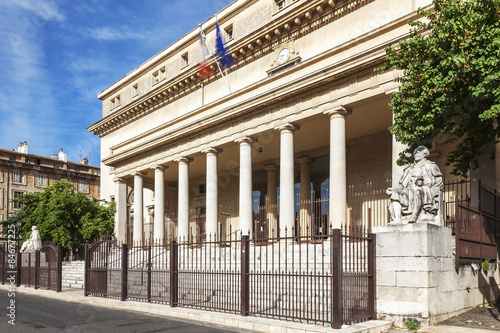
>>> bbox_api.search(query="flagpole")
[198,18,233,94]
[212,15,231,94]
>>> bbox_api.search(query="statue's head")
[32,226,37,231]
[413,146,429,162]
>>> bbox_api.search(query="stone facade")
[0,142,100,226]
[88,0,500,327]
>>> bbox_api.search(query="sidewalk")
[0,285,494,333]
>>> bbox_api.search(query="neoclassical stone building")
[88,0,497,244]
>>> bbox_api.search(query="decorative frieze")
[88,0,374,138]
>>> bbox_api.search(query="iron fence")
[85,238,124,300]
[15,243,62,291]
[443,179,471,232]
[0,237,19,285]
[455,181,499,269]
[85,229,375,329]
[348,182,391,233]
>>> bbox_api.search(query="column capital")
[235,136,256,145]
[202,147,223,156]
[296,156,312,165]
[152,164,168,171]
[133,170,147,177]
[323,105,352,118]
[264,163,278,171]
[275,123,299,133]
[175,156,194,164]
[113,176,126,183]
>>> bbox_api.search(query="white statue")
[20,226,42,253]
[387,146,444,225]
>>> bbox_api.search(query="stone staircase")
[62,261,85,289]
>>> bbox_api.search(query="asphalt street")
[0,291,244,333]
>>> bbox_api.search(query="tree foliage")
[377,0,500,177]
[1,180,115,251]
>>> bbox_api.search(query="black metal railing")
[85,228,375,329]
[0,241,62,292]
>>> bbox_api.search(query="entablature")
[88,0,375,138]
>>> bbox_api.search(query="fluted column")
[297,156,312,237]
[325,106,351,229]
[154,165,167,243]
[204,148,222,240]
[264,164,278,237]
[133,171,145,243]
[278,123,298,237]
[237,137,254,236]
[177,157,192,241]
[114,177,127,244]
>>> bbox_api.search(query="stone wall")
[374,223,500,328]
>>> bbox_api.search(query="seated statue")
[20,226,42,253]
[387,146,443,224]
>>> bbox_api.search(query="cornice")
[88,0,374,137]
[102,50,385,166]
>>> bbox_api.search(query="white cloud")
[87,26,146,41]
[10,0,66,22]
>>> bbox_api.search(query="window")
[110,95,121,109]
[181,53,189,68]
[276,0,286,10]
[13,191,24,209]
[225,25,234,41]
[152,67,166,84]
[35,174,47,187]
[9,155,16,162]
[78,180,89,193]
[74,166,81,173]
[12,170,24,184]
[53,162,60,169]
[35,159,41,165]
[199,183,206,195]
[132,83,139,97]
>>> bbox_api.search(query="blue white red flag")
[215,22,235,70]
[198,27,213,78]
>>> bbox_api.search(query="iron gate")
[85,239,125,300]
[35,244,62,291]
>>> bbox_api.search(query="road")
[0,291,244,332]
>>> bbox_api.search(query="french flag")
[198,27,213,78]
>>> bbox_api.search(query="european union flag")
[215,22,235,70]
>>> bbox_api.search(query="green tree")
[1,180,115,253]
[377,0,500,177]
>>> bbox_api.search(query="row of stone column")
[114,106,350,243]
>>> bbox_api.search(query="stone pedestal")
[373,223,454,328]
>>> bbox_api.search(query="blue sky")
[0,0,234,166]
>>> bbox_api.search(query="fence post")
[16,248,21,287]
[455,197,460,270]
[169,240,178,307]
[84,243,89,296]
[147,242,152,302]
[34,249,40,289]
[331,228,342,329]
[241,235,250,316]
[121,243,128,301]
[368,233,376,319]
[56,244,62,292]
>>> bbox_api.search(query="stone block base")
[373,223,500,328]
